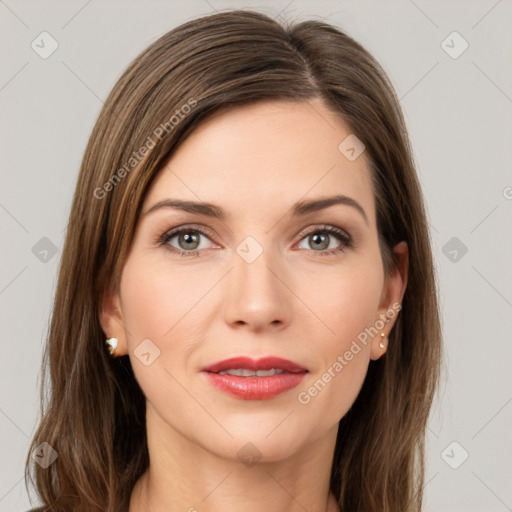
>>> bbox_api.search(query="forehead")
[144,99,376,226]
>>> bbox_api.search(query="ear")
[98,284,128,357]
[370,241,408,360]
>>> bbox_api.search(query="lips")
[202,356,308,374]
[201,356,308,400]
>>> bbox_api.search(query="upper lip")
[202,356,309,374]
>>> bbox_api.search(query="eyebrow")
[143,194,369,225]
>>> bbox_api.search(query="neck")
[129,406,340,512]
[130,471,340,512]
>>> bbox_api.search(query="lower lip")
[203,371,307,400]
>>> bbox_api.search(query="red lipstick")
[201,356,308,400]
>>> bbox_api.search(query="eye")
[159,226,215,257]
[296,225,352,256]
[158,224,353,258]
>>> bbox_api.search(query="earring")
[379,332,386,349]
[105,337,118,357]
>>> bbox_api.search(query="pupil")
[311,233,328,250]
[181,232,199,249]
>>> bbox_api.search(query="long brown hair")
[25,10,441,511]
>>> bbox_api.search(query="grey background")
[1,0,511,510]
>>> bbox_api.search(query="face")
[100,98,407,462]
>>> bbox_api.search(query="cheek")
[118,254,211,418]
[120,244,384,367]
[302,254,384,353]
[120,241,384,422]
[294,255,383,419]
[120,254,206,343]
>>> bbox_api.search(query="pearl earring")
[379,332,386,349]
[106,337,118,356]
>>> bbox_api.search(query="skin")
[100,98,408,512]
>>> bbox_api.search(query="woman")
[25,9,441,512]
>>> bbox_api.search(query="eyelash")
[158,224,353,258]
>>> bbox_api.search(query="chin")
[197,414,315,464]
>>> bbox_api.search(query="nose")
[223,246,292,332]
